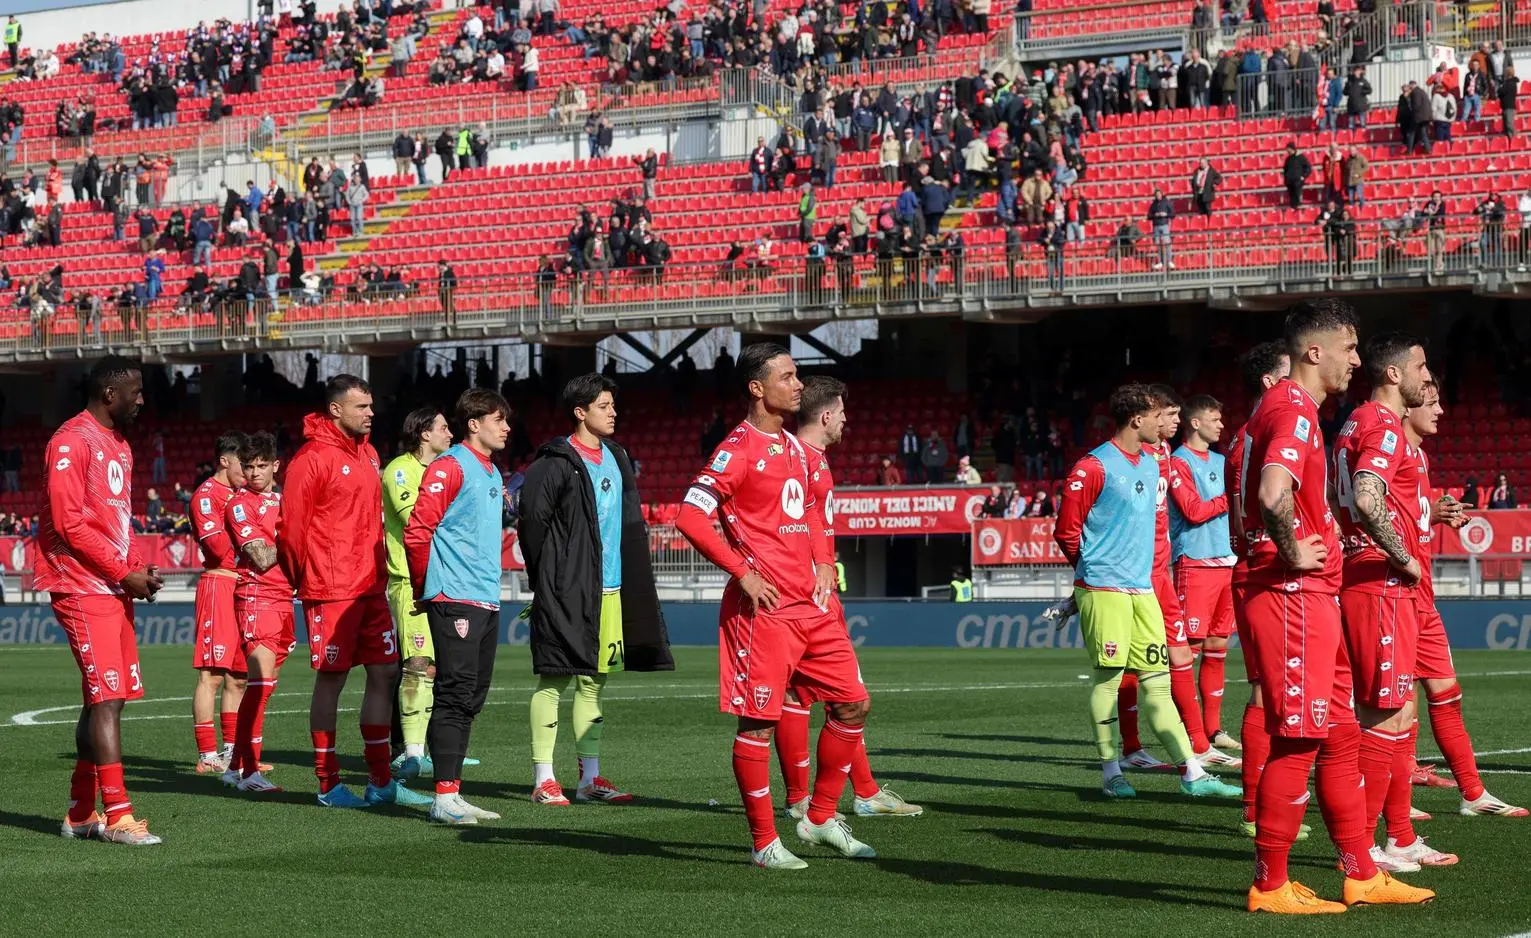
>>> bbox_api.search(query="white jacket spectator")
[954,457,982,485]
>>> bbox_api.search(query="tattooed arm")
[1258,465,1326,571]
[1352,472,1421,581]
[241,539,279,573]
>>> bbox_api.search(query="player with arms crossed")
[518,374,673,806]
[1403,383,1526,818]
[1223,340,1298,840]
[278,375,430,809]
[676,343,874,870]
[1241,301,1431,914]
[775,376,922,819]
[1169,394,1242,754]
[42,356,165,845]
[404,389,515,824]
[189,431,249,774]
[1054,383,1238,801]
[1332,333,1459,871]
[383,406,452,780]
[223,432,294,793]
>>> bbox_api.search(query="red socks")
[96,762,133,826]
[67,760,98,824]
[732,734,777,851]
[850,735,880,799]
[1118,672,1142,754]
[1240,700,1269,823]
[220,709,239,751]
[312,728,340,793]
[1358,726,1403,831]
[194,720,217,756]
[235,679,277,779]
[362,723,393,788]
[1170,662,1211,753]
[1385,723,1418,847]
[1198,649,1227,735]
[436,779,461,795]
[775,704,811,806]
[1426,683,1484,800]
[1313,722,1380,882]
[1253,736,1319,891]
[807,719,861,825]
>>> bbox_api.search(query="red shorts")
[52,592,143,705]
[240,594,297,667]
[302,593,399,672]
[719,596,866,721]
[1232,582,1260,682]
[1176,563,1234,640]
[1340,588,1420,710]
[1153,569,1188,647]
[192,573,245,673]
[1413,599,1455,681]
[1243,587,1356,739]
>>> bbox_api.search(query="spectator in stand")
[151,433,167,483]
[1147,187,1174,270]
[435,128,456,181]
[991,416,1017,482]
[748,136,771,194]
[880,456,903,486]
[632,147,659,200]
[981,484,1008,517]
[263,240,281,306]
[879,131,900,184]
[901,424,921,478]
[1282,141,1312,210]
[1317,198,1354,275]
[1189,157,1222,216]
[393,131,415,179]
[1320,66,1344,133]
[1320,143,1346,206]
[1474,191,1507,265]
[143,249,166,302]
[1518,188,1531,270]
[921,431,949,483]
[954,456,982,486]
[346,173,369,235]
[1041,218,1066,291]
[954,413,974,459]
[226,207,250,247]
[135,206,159,254]
[1021,168,1051,224]
[1500,67,1520,138]
[146,487,165,530]
[1345,145,1369,207]
[1462,58,1488,124]
[1345,64,1371,129]
[1488,472,1517,508]
[1029,488,1056,517]
[1424,189,1448,273]
[2,446,20,493]
[1401,80,1432,154]
[1431,84,1457,145]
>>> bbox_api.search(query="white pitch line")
[4,680,1085,727]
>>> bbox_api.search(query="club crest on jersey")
[103,669,120,692]
[709,451,732,473]
[1103,641,1118,658]
[1310,698,1329,728]
[454,618,470,638]
[412,633,426,650]
[752,683,773,709]
[324,644,340,665]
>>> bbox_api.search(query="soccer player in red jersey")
[676,344,873,870]
[1330,333,1457,872]
[1168,394,1239,752]
[775,376,922,820]
[1403,383,1527,818]
[189,431,248,773]
[277,375,429,809]
[1240,301,1432,914]
[1224,341,1291,839]
[222,432,294,794]
[40,356,165,846]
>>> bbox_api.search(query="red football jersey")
[35,411,141,595]
[1332,400,1421,593]
[191,476,238,571]
[1145,441,1172,572]
[802,439,836,560]
[1226,420,1250,586]
[1236,378,1341,593]
[227,487,292,604]
[1409,445,1437,604]
[684,421,820,616]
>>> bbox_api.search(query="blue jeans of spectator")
[1464,93,1481,122]
[823,162,836,188]
[1433,120,1452,144]
[305,220,318,241]
[690,38,703,60]
[751,171,767,193]
[998,180,1016,222]
[266,274,279,302]
[414,162,427,184]
[350,204,364,233]
[116,222,127,241]
[1066,221,1084,244]
[193,239,212,264]
[1046,251,1064,289]
[1347,182,1365,206]
[1054,166,1078,187]
[146,277,161,301]
[524,71,537,90]
[562,26,586,44]
[1321,106,1338,132]
[1349,109,1367,128]
[587,135,598,159]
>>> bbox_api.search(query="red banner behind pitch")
[831,486,993,535]
[1433,510,1531,557]
[970,518,1066,566]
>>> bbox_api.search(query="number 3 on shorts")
[382,629,396,656]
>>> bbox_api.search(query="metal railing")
[5,215,1528,360]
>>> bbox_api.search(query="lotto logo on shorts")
[752,684,773,710]
[1103,641,1118,658]
[1311,698,1329,728]
[454,618,469,638]
[412,634,425,650]
[324,644,340,665]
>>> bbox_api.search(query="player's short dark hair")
[1148,383,1181,408]
[1109,383,1157,426]
[326,373,371,403]
[453,388,510,438]
[1183,393,1222,420]
[800,375,847,424]
[1363,331,1425,384]
[239,431,277,464]
[737,342,792,393]
[1284,297,1359,358]
[87,355,141,398]
[1239,340,1289,395]
[560,372,618,423]
[214,430,247,459]
[400,406,442,452]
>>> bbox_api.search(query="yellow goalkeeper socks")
[1089,668,1125,763]
[573,674,607,763]
[530,676,568,765]
[1138,671,1196,766]
[399,666,433,756]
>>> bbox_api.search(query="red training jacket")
[276,412,385,601]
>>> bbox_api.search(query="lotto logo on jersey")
[1310,698,1329,728]
[1370,456,1389,469]
[55,456,71,471]
[1281,448,1300,462]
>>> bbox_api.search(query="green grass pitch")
[2,646,1528,937]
